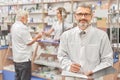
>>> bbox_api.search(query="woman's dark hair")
[57,7,67,18]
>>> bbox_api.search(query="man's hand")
[85,71,93,80]
[27,32,42,46]
[85,71,93,76]
[42,31,48,36]
[70,63,81,73]
[42,31,45,35]
[87,77,94,80]
[36,32,42,39]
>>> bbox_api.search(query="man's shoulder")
[12,21,21,27]
[94,27,106,33]
[61,27,77,38]
[12,21,27,29]
[93,27,107,36]
[64,27,76,34]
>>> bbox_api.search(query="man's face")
[75,7,92,29]
[22,15,28,25]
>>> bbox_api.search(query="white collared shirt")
[58,26,113,73]
[52,21,73,40]
[11,21,33,62]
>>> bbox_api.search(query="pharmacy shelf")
[34,59,60,68]
[0,22,14,24]
[32,70,62,80]
[112,43,120,48]
[28,22,44,24]
[8,12,48,15]
[37,39,59,45]
[40,53,57,57]
[0,2,42,6]
[28,22,47,24]
[43,1,71,4]
[29,12,48,14]
[0,45,8,50]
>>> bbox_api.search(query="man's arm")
[42,28,54,36]
[57,33,72,71]
[57,33,81,72]
[87,33,113,75]
[20,28,42,46]
[27,32,42,46]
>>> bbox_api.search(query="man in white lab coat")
[11,9,42,80]
[57,3,113,80]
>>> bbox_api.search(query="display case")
[32,39,63,80]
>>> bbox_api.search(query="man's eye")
[77,13,91,17]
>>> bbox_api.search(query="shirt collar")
[75,25,92,34]
[16,21,28,30]
[16,21,23,25]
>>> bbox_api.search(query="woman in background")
[42,7,73,41]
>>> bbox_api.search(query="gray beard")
[78,22,89,28]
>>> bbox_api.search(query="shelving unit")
[107,0,120,80]
[107,0,120,54]
[31,39,62,80]
[0,1,45,33]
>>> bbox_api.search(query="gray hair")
[16,9,29,21]
[77,3,92,13]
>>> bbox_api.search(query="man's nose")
[81,15,85,19]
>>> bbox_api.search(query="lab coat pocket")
[85,44,99,63]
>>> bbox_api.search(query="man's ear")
[22,16,25,20]
[74,14,77,19]
[20,16,24,23]
[74,13,79,21]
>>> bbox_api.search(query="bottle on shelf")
[0,35,6,46]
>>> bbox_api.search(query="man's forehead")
[75,7,91,13]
